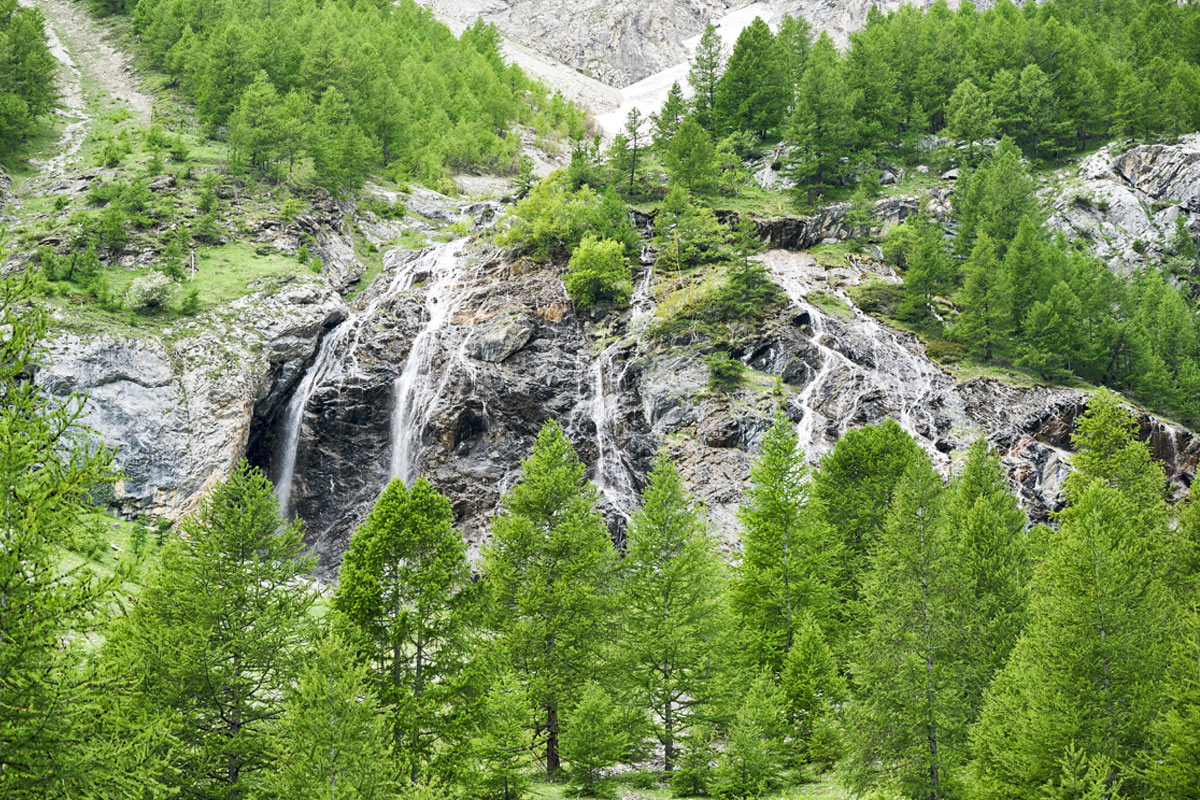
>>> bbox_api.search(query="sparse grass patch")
[806,289,853,319]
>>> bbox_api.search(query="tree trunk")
[546,702,560,774]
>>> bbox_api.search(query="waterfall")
[586,263,656,518]
[388,238,473,485]
[273,240,463,516]
[762,249,948,464]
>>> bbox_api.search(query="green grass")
[809,241,862,269]
[530,771,860,800]
[806,290,853,319]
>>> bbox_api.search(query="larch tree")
[332,477,479,781]
[105,460,316,800]
[619,452,728,772]
[688,24,724,131]
[652,81,687,151]
[482,419,617,775]
[256,633,398,800]
[788,33,855,202]
[664,118,719,195]
[845,454,966,800]
[946,77,995,163]
[952,233,1012,360]
[732,412,838,675]
[714,16,789,137]
[0,274,169,799]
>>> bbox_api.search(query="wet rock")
[468,312,536,362]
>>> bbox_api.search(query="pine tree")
[788,33,854,202]
[664,118,719,195]
[775,13,813,105]
[942,439,1029,723]
[0,274,168,798]
[970,480,1171,799]
[310,86,376,195]
[620,452,727,772]
[713,672,788,799]
[1002,214,1054,331]
[622,107,646,192]
[482,419,617,775]
[732,412,838,674]
[561,682,627,796]
[333,477,478,780]
[257,633,398,800]
[953,233,1012,360]
[812,419,921,641]
[472,673,534,800]
[899,216,955,324]
[105,460,316,799]
[779,612,845,765]
[845,454,965,800]
[652,82,687,151]
[714,17,789,137]
[228,71,284,178]
[946,78,995,163]
[688,24,724,131]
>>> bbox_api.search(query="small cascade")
[388,238,473,485]
[586,264,656,519]
[273,240,462,516]
[762,249,952,464]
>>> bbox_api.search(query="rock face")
[1045,135,1200,273]
[422,0,1004,87]
[36,283,347,517]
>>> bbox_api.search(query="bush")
[126,271,173,313]
[496,173,637,261]
[924,338,964,364]
[671,724,717,797]
[564,235,632,311]
[706,353,745,393]
[179,286,201,316]
[849,280,903,316]
[713,673,787,799]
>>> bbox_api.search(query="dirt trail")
[22,0,152,183]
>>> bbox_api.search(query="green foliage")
[562,682,628,796]
[333,477,478,781]
[497,173,636,262]
[125,271,173,314]
[257,632,398,800]
[472,673,534,800]
[104,460,316,799]
[713,672,788,799]
[107,0,580,190]
[0,273,168,798]
[715,17,789,137]
[619,453,729,771]
[705,353,745,393]
[688,24,724,130]
[671,723,718,796]
[788,34,855,201]
[733,412,838,674]
[665,119,719,195]
[845,454,965,800]
[0,1,58,154]
[564,235,632,311]
[780,612,844,766]
[653,185,731,271]
[482,419,617,774]
[946,78,995,162]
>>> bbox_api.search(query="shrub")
[706,353,746,393]
[496,172,637,261]
[671,724,717,797]
[849,279,903,316]
[924,338,964,364]
[179,286,201,316]
[564,235,631,311]
[169,135,190,163]
[126,271,173,313]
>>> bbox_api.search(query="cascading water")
[761,249,950,463]
[273,240,464,516]
[388,238,474,485]
[586,263,656,518]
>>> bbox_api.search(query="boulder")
[468,312,536,362]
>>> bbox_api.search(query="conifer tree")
[688,24,724,130]
[714,17,789,137]
[733,412,838,674]
[953,233,1012,360]
[561,682,627,796]
[106,460,316,799]
[228,71,284,178]
[333,477,478,780]
[620,452,727,771]
[812,419,921,638]
[779,612,844,765]
[652,82,687,151]
[664,118,719,194]
[310,86,376,195]
[845,454,965,800]
[775,13,813,102]
[473,673,534,800]
[1002,214,1054,333]
[622,107,646,192]
[482,419,617,775]
[713,672,788,799]
[257,633,398,800]
[942,438,1029,722]
[788,33,854,202]
[970,480,1171,799]
[946,78,995,163]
